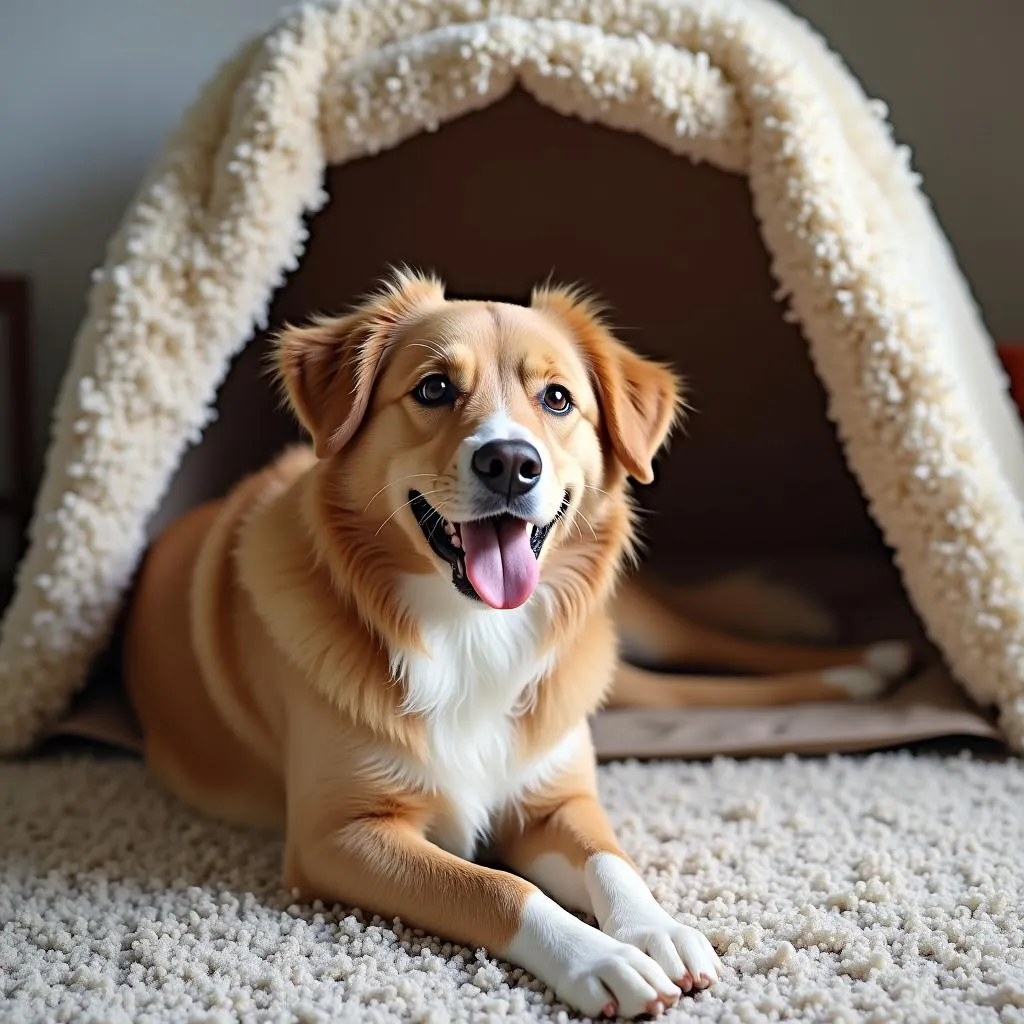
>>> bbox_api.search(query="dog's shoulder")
[226,450,407,736]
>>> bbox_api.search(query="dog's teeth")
[443,522,455,536]
[450,535,462,550]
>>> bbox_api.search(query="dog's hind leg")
[605,660,889,709]
[612,578,912,683]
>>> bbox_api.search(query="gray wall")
[0,0,1022,578]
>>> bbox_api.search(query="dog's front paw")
[606,912,722,994]
[558,934,682,1019]
[509,896,685,1019]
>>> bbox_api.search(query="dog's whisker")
[575,508,599,540]
[406,341,449,363]
[362,474,436,514]
[376,489,446,536]
[555,505,581,543]
[406,340,446,354]
[423,509,446,546]
[552,503,574,540]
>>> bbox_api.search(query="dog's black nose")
[472,439,542,499]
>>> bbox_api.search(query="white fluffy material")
[4,0,1024,752]
[2,751,1022,1021]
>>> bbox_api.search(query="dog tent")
[3,0,1024,756]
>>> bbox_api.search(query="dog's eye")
[412,374,456,407]
[541,384,573,415]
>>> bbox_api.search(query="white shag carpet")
[2,751,1023,1023]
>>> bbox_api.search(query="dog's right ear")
[531,284,683,485]
[275,270,445,458]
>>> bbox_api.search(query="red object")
[997,343,1024,420]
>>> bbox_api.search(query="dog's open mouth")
[409,490,569,609]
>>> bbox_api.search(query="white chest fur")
[376,575,577,859]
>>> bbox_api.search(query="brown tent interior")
[59,89,1002,758]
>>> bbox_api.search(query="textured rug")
[2,750,1023,1023]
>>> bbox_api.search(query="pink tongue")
[460,518,540,609]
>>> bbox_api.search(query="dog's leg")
[614,579,911,681]
[497,783,722,1000]
[286,808,691,1018]
[605,660,888,708]
[284,714,682,1019]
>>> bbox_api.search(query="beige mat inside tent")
[44,89,1003,760]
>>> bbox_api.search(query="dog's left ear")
[276,270,445,458]
[532,285,683,484]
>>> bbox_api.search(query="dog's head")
[277,270,681,610]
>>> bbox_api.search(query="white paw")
[558,934,683,1019]
[864,640,912,681]
[506,894,682,1019]
[822,665,886,701]
[606,913,722,995]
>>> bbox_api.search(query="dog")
[123,271,911,1018]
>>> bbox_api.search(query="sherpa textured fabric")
[2,750,1023,1022]
[4,0,1024,754]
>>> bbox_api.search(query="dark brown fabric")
[151,89,879,553]
[52,89,1002,760]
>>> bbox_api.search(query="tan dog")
[124,272,910,1018]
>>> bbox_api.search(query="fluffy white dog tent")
[3,0,1024,756]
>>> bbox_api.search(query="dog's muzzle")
[409,489,570,610]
